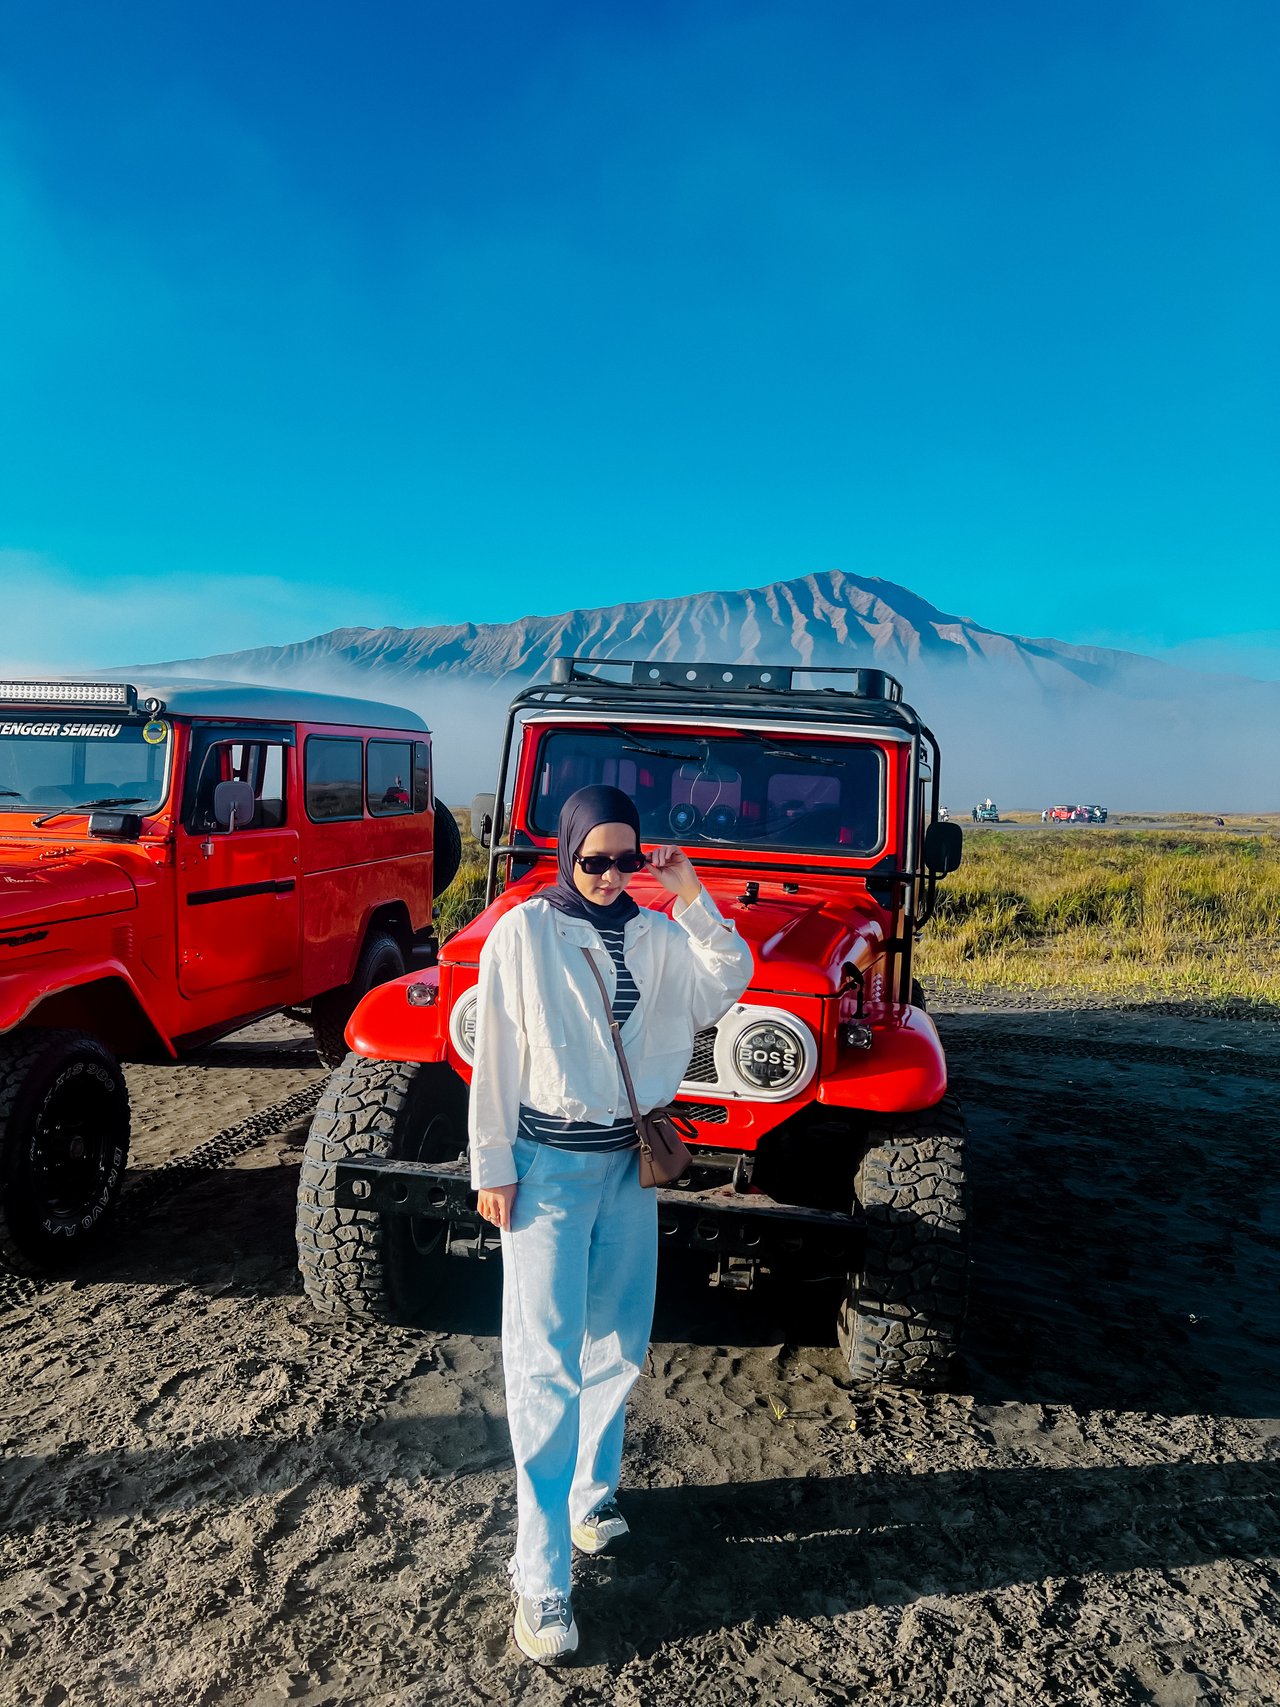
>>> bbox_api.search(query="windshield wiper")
[732,733,839,766]
[33,796,148,827]
[612,726,703,763]
[611,724,836,768]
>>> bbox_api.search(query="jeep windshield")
[526,726,884,854]
[0,719,172,817]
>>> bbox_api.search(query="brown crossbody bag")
[579,947,695,1188]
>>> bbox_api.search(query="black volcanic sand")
[2,1006,1279,1705]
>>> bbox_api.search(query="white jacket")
[468,889,754,1189]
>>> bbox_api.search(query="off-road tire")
[0,1030,130,1274]
[837,1093,969,1389]
[910,978,927,1012]
[310,931,407,1069]
[295,1056,468,1321]
[433,798,463,895]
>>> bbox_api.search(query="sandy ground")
[2,999,1279,1707]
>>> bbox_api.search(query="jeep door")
[175,726,302,1008]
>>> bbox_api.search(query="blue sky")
[2,0,1277,677]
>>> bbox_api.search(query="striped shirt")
[518,923,642,1152]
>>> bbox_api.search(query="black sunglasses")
[574,851,648,875]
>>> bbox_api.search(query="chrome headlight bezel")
[686,1005,817,1102]
[448,986,479,1063]
[729,1019,808,1094]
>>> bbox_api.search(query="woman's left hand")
[646,844,701,905]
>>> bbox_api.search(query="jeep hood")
[446,869,887,996]
[695,874,886,995]
[0,844,139,933]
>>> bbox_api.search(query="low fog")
[903,659,1277,815]
[132,652,1277,814]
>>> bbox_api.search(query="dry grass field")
[919,823,1280,1009]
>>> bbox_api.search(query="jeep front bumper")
[332,1156,862,1267]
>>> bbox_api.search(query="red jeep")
[296,658,968,1389]
[0,676,460,1274]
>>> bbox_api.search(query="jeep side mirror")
[213,779,256,832]
[923,819,963,876]
[471,792,497,847]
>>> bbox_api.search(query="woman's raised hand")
[646,844,702,905]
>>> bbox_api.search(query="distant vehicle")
[1046,803,1107,824]
[971,800,1000,823]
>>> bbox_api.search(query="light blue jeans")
[500,1136,658,1600]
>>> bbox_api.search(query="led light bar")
[0,680,137,710]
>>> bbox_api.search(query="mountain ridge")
[132,568,1277,808]
[139,567,1255,698]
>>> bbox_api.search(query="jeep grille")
[684,1027,718,1082]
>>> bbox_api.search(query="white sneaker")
[571,1496,630,1556]
[513,1593,578,1664]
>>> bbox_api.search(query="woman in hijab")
[468,784,753,1663]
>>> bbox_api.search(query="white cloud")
[0,553,395,673]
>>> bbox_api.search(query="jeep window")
[413,741,431,812]
[184,737,289,831]
[0,721,171,816]
[305,736,363,822]
[528,728,884,854]
[367,740,414,817]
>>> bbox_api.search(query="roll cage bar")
[481,656,948,996]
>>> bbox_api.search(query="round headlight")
[732,1021,805,1092]
[449,988,479,1062]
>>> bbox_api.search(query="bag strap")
[579,946,645,1128]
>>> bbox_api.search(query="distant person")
[1041,809,1047,824]
[469,784,753,1664]
[1214,816,1225,828]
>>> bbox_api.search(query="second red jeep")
[0,675,460,1274]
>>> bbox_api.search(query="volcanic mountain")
[148,569,1193,694]
[139,569,1277,809]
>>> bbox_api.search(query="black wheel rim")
[30,1067,121,1223]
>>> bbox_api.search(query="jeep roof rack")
[507,655,920,735]
[550,655,902,700]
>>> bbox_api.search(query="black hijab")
[543,784,642,927]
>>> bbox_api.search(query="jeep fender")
[816,1003,947,1114]
[0,963,176,1060]
[344,967,450,1064]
